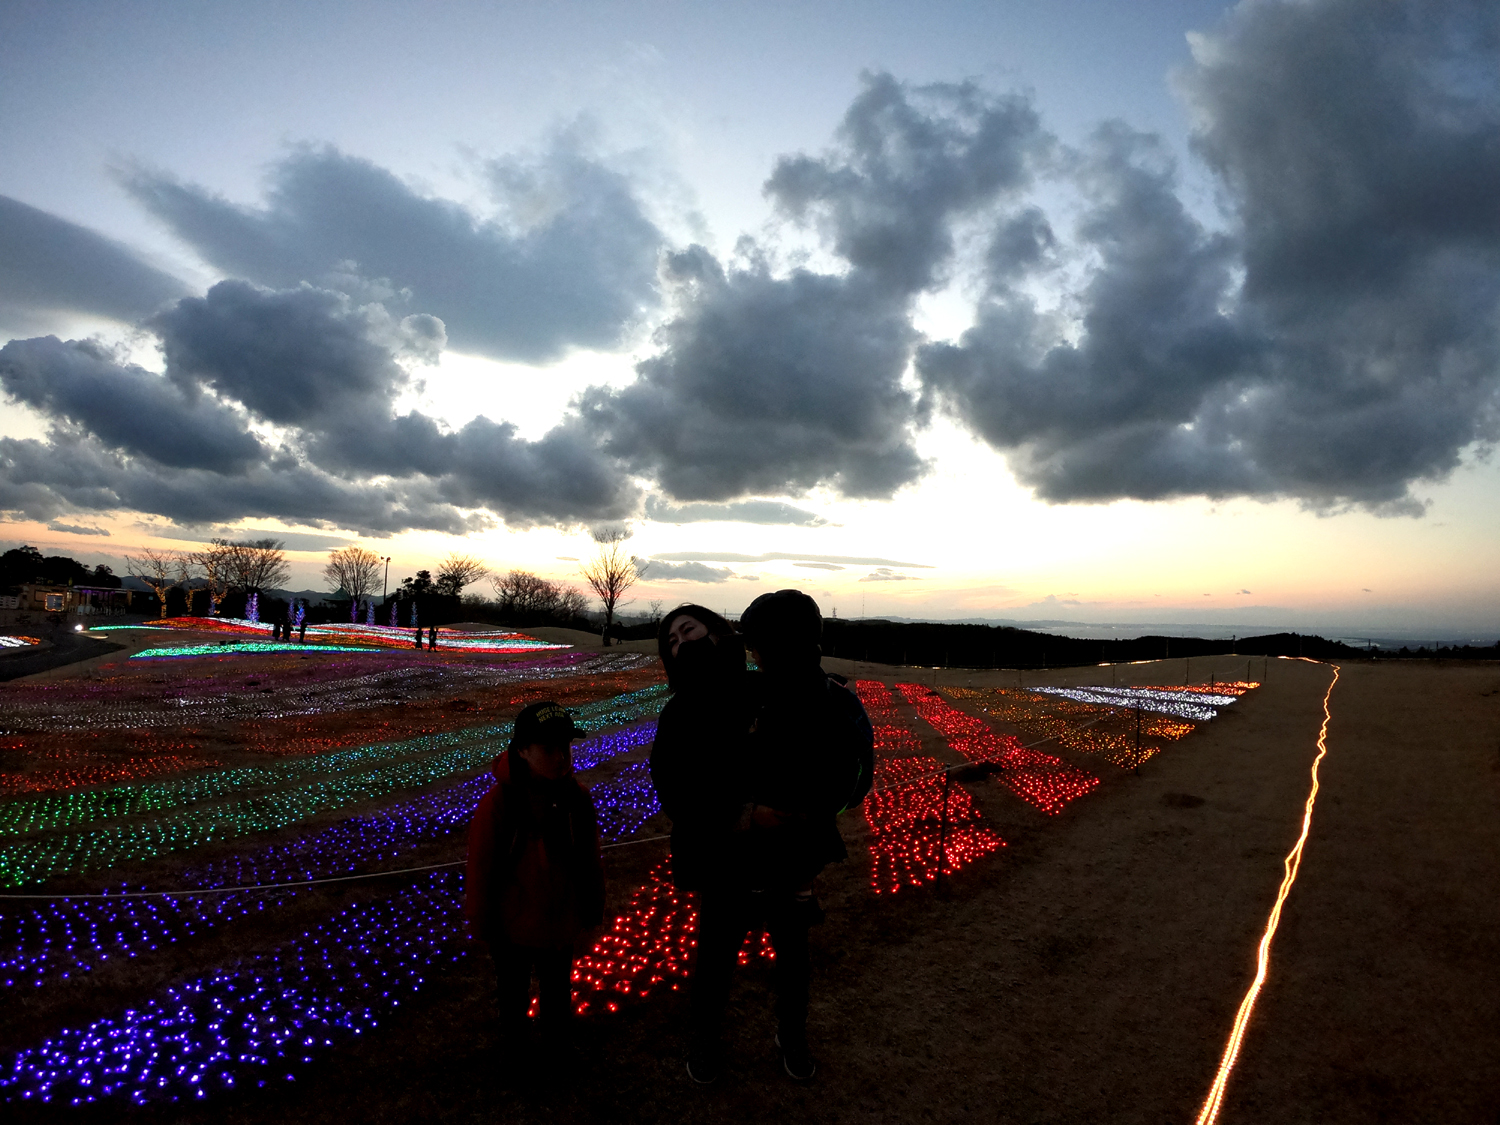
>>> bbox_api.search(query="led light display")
[0,872,466,1107]
[1029,684,1254,722]
[0,650,644,735]
[945,687,1195,770]
[897,684,1100,815]
[132,642,382,660]
[588,761,660,841]
[1,856,778,1106]
[95,618,571,654]
[0,636,38,648]
[863,756,1005,894]
[852,681,1005,892]
[1,686,670,886]
[571,861,697,1015]
[0,675,666,838]
[2,721,660,992]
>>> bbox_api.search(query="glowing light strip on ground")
[1194,661,1339,1125]
[0,636,38,648]
[131,642,381,659]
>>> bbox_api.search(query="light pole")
[382,557,391,604]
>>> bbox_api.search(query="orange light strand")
[1194,660,1339,1125]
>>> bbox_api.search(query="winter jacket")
[742,667,875,890]
[464,750,605,948]
[649,673,756,892]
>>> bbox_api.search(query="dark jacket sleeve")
[464,786,500,937]
[574,785,606,928]
[650,693,750,890]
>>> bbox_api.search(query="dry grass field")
[2,630,1496,1124]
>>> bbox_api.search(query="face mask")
[674,634,740,687]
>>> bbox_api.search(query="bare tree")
[490,570,589,625]
[226,539,291,594]
[492,569,553,617]
[323,546,383,607]
[434,552,489,598]
[648,599,664,625]
[125,548,188,618]
[187,539,234,616]
[580,528,645,645]
[557,586,588,621]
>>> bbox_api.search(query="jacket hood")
[491,748,516,783]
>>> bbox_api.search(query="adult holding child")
[651,594,873,1084]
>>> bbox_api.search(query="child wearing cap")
[465,700,605,1057]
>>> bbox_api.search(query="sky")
[1,0,1497,638]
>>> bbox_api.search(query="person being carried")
[465,700,605,1063]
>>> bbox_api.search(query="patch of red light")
[854,680,1006,892]
[568,860,772,1016]
[897,683,1099,815]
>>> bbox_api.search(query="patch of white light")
[396,346,642,440]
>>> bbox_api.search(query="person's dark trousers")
[490,942,575,1044]
[690,888,813,1052]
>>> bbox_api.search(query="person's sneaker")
[686,1043,723,1085]
[775,1033,817,1081]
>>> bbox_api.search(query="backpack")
[824,673,876,813]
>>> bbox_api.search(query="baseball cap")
[509,700,588,750]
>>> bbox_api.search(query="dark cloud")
[0,336,266,472]
[636,558,735,583]
[652,550,931,568]
[0,195,189,330]
[121,140,663,363]
[46,522,109,536]
[581,249,926,501]
[643,495,831,527]
[0,280,636,533]
[0,428,480,535]
[765,71,1044,295]
[150,280,431,425]
[150,281,636,528]
[583,74,1048,505]
[920,0,1500,514]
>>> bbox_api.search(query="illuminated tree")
[434,552,489,597]
[187,539,234,616]
[323,546,383,607]
[580,528,646,645]
[124,548,188,618]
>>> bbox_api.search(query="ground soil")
[9,654,1500,1124]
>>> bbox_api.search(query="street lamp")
[382,557,391,603]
